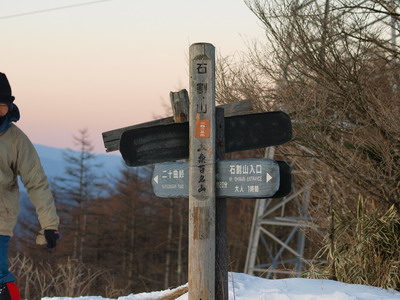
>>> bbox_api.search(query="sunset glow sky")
[0,0,264,153]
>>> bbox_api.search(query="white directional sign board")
[153,161,189,196]
[152,159,280,198]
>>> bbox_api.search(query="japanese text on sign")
[161,169,185,179]
[196,120,210,138]
[197,83,207,94]
[197,148,207,194]
[196,63,207,74]
[229,164,262,175]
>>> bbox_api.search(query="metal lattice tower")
[244,147,314,278]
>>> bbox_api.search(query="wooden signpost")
[102,42,293,300]
[188,42,217,300]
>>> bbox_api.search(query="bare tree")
[54,128,103,262]
[217,0,400,211]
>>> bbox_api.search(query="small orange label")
[195,120,210,138]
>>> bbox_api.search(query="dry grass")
[9,254,127,300]
[307,196,400,290]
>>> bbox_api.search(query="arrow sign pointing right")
[266,173,272,183]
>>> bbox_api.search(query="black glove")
[44,229,60,249]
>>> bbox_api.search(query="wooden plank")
[219,100,252,117]
[102,98,253,152]
[170,89,189,123]
[102,116,175,152]
[119,122,188,166]
[224,111,292,153]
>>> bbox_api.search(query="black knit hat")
[0,73,15,104]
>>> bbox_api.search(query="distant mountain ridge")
[34,144,124,182]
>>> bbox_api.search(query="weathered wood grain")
[170,89,189,123]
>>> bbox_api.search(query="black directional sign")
[120,111,292,167]
[152,159,291,198]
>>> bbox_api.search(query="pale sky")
[0,0,264,153]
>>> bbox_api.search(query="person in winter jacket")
[0,72,60,300]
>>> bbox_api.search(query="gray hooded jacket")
[0,124,59,241]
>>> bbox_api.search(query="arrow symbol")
[153,175,159,184]
[266,173,272,183]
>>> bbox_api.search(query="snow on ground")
[42,272,400,300]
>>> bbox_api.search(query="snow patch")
[41,272,400,300]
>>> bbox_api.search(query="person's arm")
[15,128,59,244]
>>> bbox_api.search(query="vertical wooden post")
[215,107,228,300]
[189,43,216,300]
